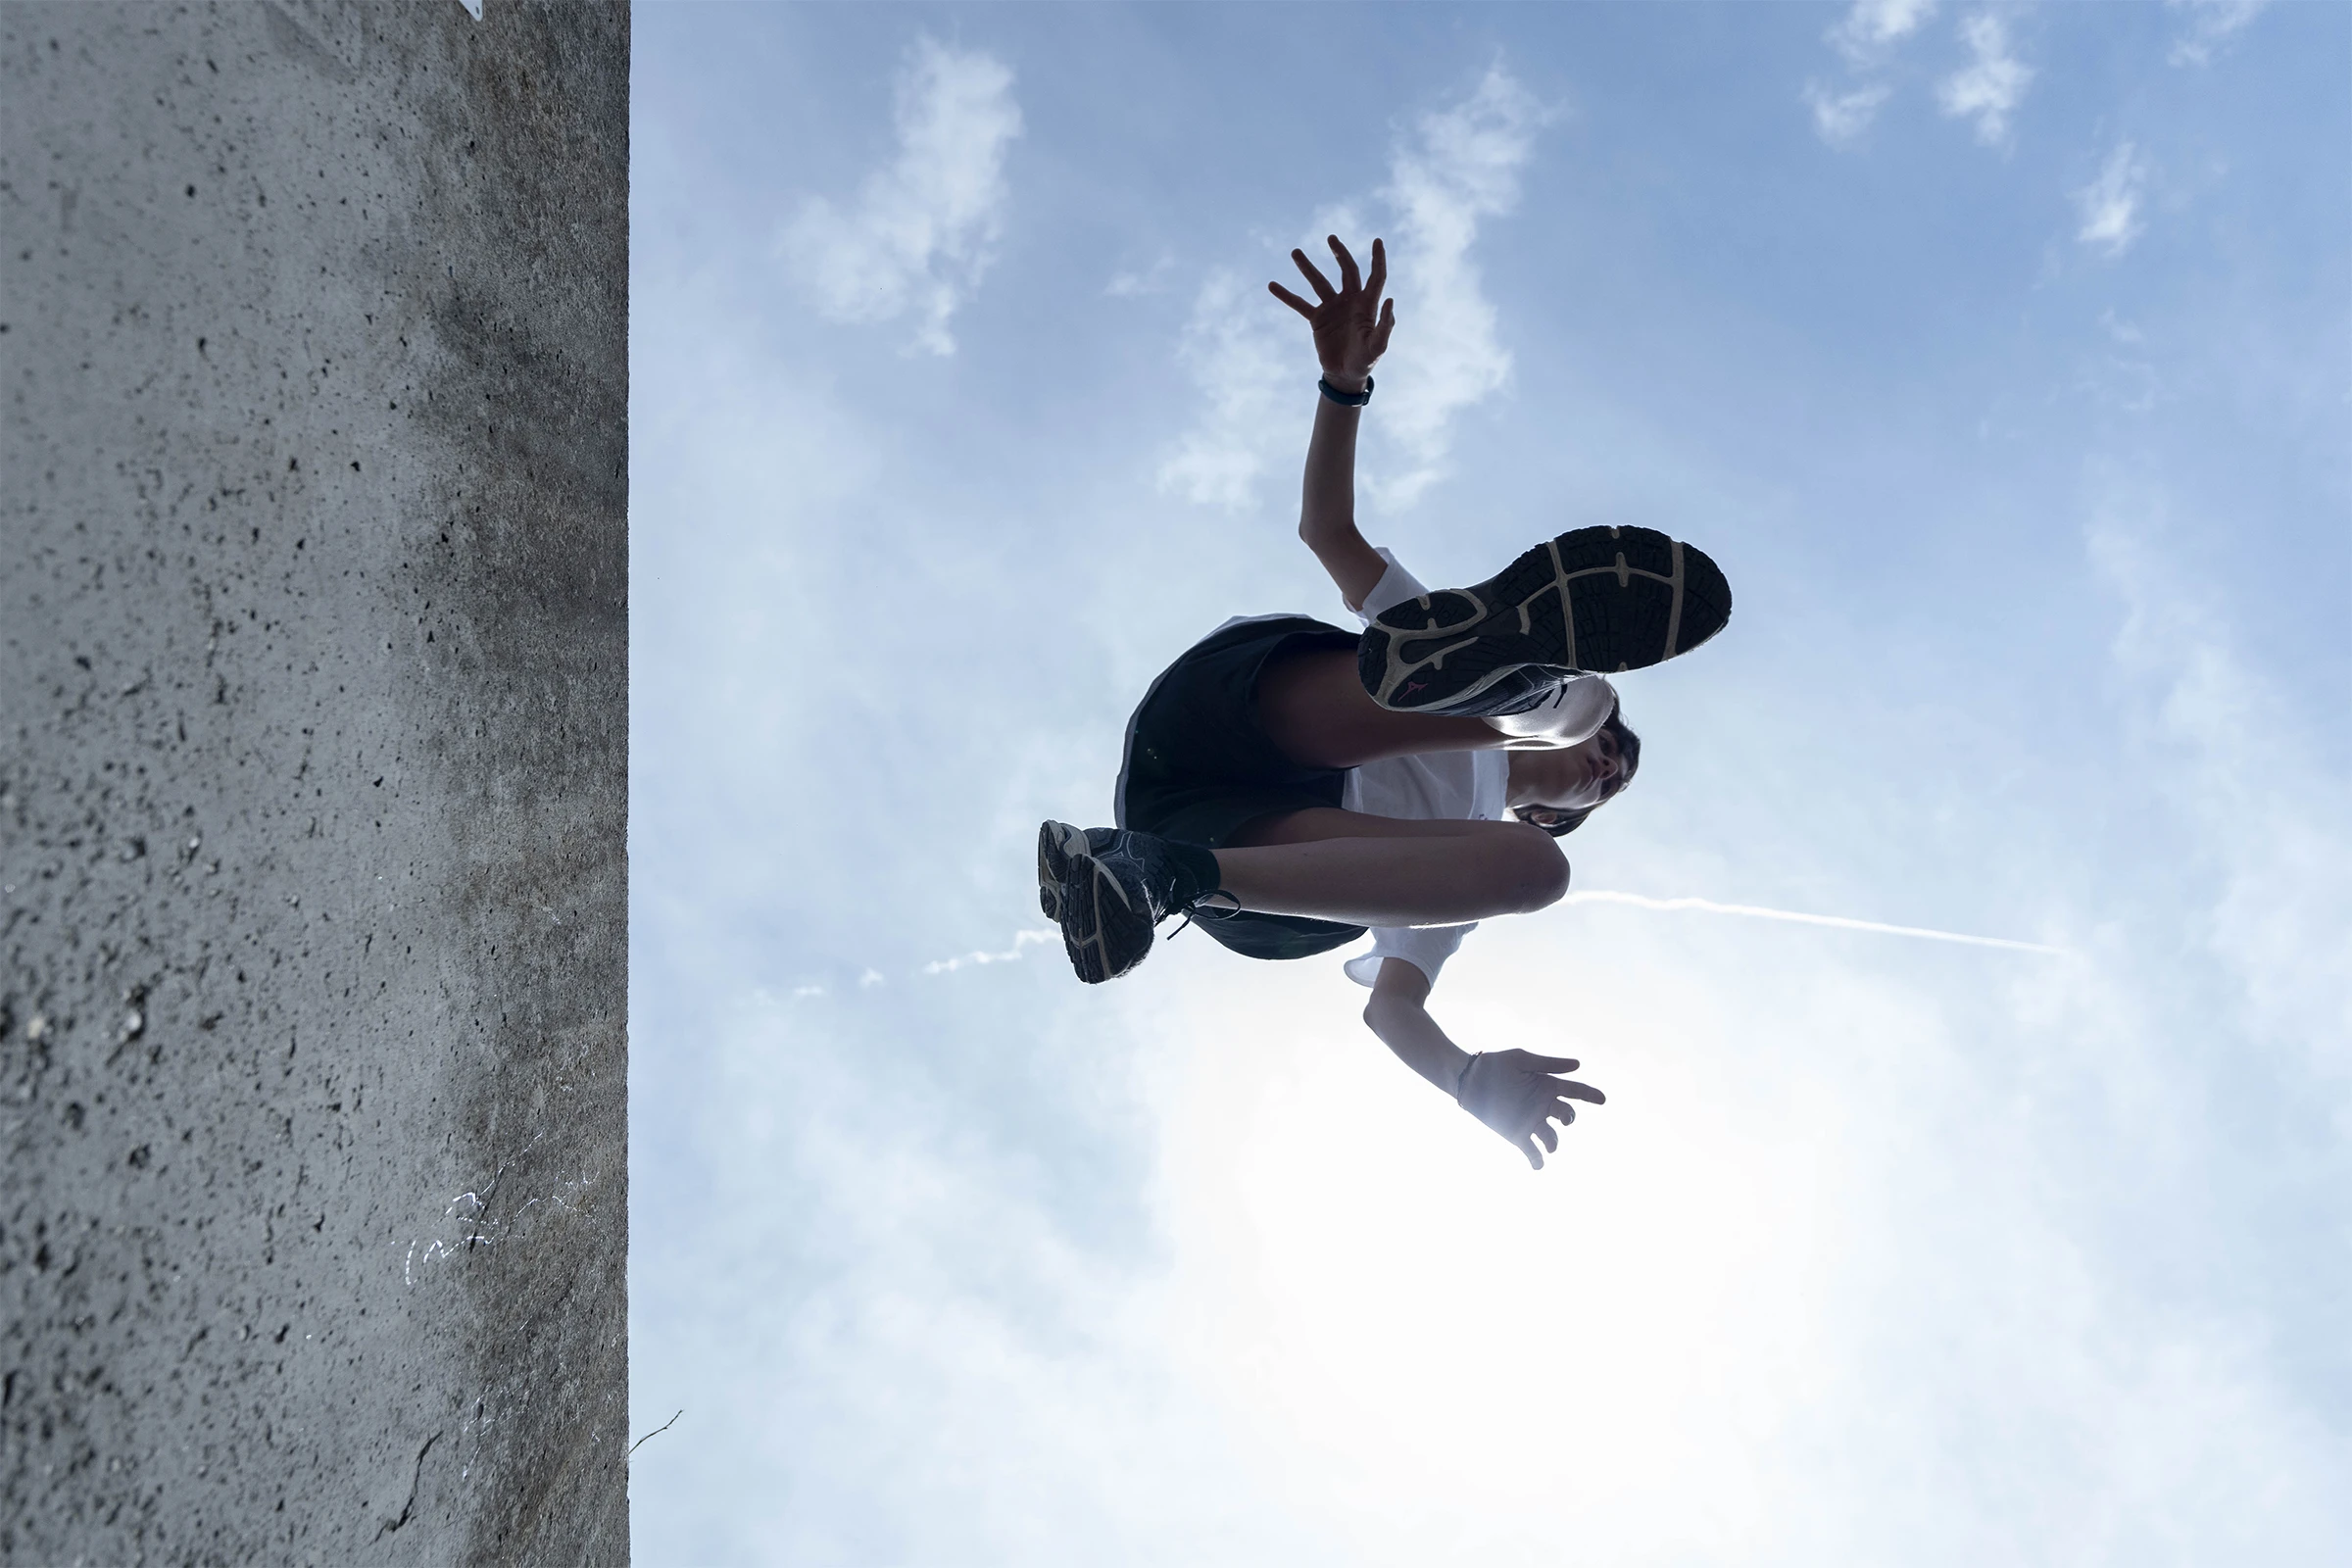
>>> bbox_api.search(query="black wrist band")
[1453,1052,1480,1103]
[1317,375,1373,407]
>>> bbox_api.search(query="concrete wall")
[1,3,628,1561]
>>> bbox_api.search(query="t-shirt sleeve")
[1343,921,1476,990]
[1353,548,1429,624]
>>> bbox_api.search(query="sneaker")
[1485,671,1619,747]
[1357,526,1732,715]
[1036,821,1115,922]
[1037,821,1222,985]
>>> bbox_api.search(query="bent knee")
[1495,823,1570,914]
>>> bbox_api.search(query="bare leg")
[1254,648,1506,768]
[1213,808,1567,927]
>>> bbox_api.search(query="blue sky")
[627,4,2349,1561]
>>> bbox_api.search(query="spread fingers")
[1327,234,1360,293]
[1290,248,1337,301]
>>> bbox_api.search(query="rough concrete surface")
[2,3,628,1561]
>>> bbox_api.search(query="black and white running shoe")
[1038,821,1223,985]
[1037,822,1115,923]
[1357,525,1732,715]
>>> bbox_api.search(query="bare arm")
[1361,956,1607,1170]
[1271,235,1395,612]
[1362,955,1470,1095]
[1298,395,1388,612]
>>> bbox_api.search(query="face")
[1510,726,1628,829]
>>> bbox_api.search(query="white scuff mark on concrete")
[403,1228,486,1286]
[401,1146,595,1287]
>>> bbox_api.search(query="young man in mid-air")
[1040,235,1731,1169]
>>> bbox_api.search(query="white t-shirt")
[1338,550,1613,993]
[1338,552,1505,991]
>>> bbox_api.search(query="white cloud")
[1104,257,1175,299]
[2076,142,2149,257]
[1805,3,1938,148]
[2168,0,2269,67]
[1161,67,1544,513]
[1830,0,1940,66]
[635,989,1282,1564]
[1158,270,1299,509]
[1938,12,2034,145]
[1367,66,1546,509]
[1805,80,1893,145]
[781,37,1022,356]
[2087,482,2352,1088]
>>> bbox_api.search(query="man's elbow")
[1363,990,1430,1036]
[1298,510,1359,544]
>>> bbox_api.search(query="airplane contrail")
[1563,890,2067,955]
[898,894,2064,988]
[923,928,1057,974]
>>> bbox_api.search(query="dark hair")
[1521,703,1641,838]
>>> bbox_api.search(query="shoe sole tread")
[1358,526,1732,712]
[1037,821,1153,984]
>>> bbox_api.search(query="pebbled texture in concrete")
[1,3,629,1562]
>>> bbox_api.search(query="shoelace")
[1162,889,1242,942]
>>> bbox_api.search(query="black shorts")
[1114,614,1370,962]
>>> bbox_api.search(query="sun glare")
[1134,933,1840,1557]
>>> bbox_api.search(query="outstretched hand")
[1269,235,1396,390]
[1458,1051,1606,1170]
